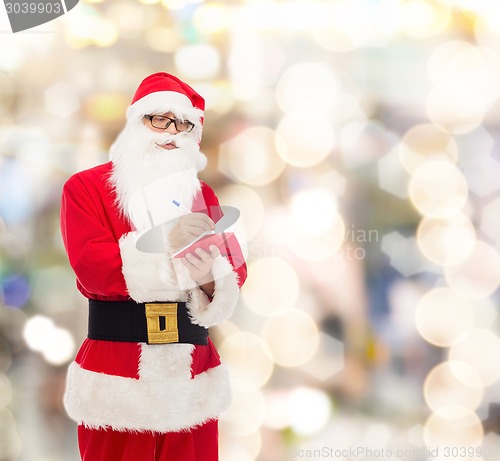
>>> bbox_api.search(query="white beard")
[109,120,206,231]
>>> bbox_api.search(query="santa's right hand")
[169,213,215,250]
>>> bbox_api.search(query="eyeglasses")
[144,114,195,133]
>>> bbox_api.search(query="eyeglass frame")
[143,114,195,133]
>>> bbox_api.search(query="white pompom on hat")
[127,72,205,142]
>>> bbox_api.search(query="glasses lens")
[151,115,169,129]
[149,115,194,132]
[175,120,194,132]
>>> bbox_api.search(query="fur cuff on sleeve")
[186,256,240,328]
[119,231,183,302]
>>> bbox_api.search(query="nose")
[166,122,180,135]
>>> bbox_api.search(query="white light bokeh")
[288,387,332,436]
[105,2,150,34]
[218,127,286,186]
[415,287,475,347]
[289,188,340,237]
[174,44,221,80]
[408,159,468,218]
[227,34,264,100]
[64,5,119,48]
[263,386,333,436]
[424,407,483,448]
[400,0,451,38]
[398,123,458,175]
[217,184,264,241]
[145,27,182,53]
[220,446,255,461]
[434,0,481,10]
[0,40,25,71]
[261,309,319,368]
[44,82,81,118]
[276,63,339,115]
[448,329,500,386]
[428,40,470,87]
[313,0,372,53]
[192,81,235,114]
[416,213,476,267]
[428,41,500,107]
[220,429,261,461]
[227,34,284,101]
[44,328,77,365]
[426,41,500,133]
[287,218,345,261]
[449,46,500,108]
[219,332,274,389]
[231,1,328,32]
[192,2,230,34]
[22,315,75,366]
[286,188,345,261]
[241,258,300,318]
[475,6,500,54]
[160,0,199,10]
[275,113,335,168]
[221,381,267,437]
[263,390,290,431]
[424,361,483,417]
[445,241,500,299]
[22,315,57,352]
[426,87,486,135]
[0,409,22,461]
[318,169,347,198]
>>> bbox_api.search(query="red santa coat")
[60,161,247,433]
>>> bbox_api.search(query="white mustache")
[149,132,190,147]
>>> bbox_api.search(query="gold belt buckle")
[145,303,179,344]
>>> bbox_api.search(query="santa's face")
[142,111,196,149]
[108,111,206,230]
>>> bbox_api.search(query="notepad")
[172,232,230,259]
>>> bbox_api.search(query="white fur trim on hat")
[127,91,204,136]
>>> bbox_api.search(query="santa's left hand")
[182,245,220,285]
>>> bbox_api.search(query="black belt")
[88,299,208,345]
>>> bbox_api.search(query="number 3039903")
[5,2,62,14]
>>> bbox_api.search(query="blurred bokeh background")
[2,0,500,459]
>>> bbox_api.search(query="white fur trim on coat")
[186,256,240,328]
[64,348,231,433]
[119,231,186,303]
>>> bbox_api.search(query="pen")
[172,200,191,213]
[172,199,216,233]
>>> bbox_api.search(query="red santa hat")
[127,72,205,139]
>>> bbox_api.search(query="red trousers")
[78,420,219,461]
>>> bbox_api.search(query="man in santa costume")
[60,72,247,461]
